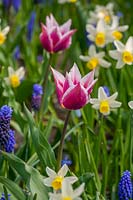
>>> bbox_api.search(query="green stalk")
[130,109,133,171]
[57,110,71,170]
[39,54,52,120]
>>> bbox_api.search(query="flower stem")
[57,110,71,170]
[130,109,133,171]
[39,53,52,120]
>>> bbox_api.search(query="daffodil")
[43,164,78,191]
[0,19,10,45]
[86,19,112,47]
[90,87,121,116]
[109,36,133,68]
[87,3,114,25]
[128,101,133,109]
[5,66,25,88]
[58,0,77,3]
[108,16,128,41]
[80,45,111,74]
[49,179,85,200]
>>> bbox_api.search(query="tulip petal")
[50,26,61,46]
[63,72,73,93]
[81,70,95,89]
[40,23,53,52]
[53,29,76,52]
[60,19,71,34]
[51,67,65,103]
[62,83,88,110]
[69,63,81,84]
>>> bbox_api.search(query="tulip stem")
[57,110,71,170]
[39,53,52,121]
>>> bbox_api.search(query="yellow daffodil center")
[86,58,99,70]
[69,0,77,2]
[9,74,20,88]
[100,100,110,114]
[112,31,123,40]
[95,32,105,46]
[0,32,5,45]
[104,15,111,23]
[122,51,133,63]
[51,176,63,190]
[63,197,72,200]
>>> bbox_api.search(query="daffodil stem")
[57,110,71,170]
[130,110,133,171]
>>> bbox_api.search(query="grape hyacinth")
[0,194,11,200]
[0,105,15,153]
[118,170,132,200]
[31,84,43,111]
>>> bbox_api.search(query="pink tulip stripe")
[51,63,97,110]
[40,14,76,53]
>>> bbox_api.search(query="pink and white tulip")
[51,63,97,110]
[40,14,76,53]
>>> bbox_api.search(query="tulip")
[51,63,97,110]
[40,14,76,53]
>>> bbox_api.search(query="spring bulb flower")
[58,0,77,4]
[128,101,133,109]
[86,19,112,47]
[49,179,85,200]
[0,19,10,45]
[0,105,15,153]
[108,16,128,41]
[31,84,43,111]
[87,3,114,25]
[40,14,76,53]
[27,11,36,41]
[51,63,97,110]
[80,45,111,74]
[118,170,132,200]
[43,164,78,191]
[5,66,25,88]
[0,193,11,200]
[90,87,121,116]
[109,36,133,69]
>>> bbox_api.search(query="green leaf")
[2,152,48,200]
[0,177,26,200]
[24,104,56,169]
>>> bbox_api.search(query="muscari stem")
[57,110,71,170]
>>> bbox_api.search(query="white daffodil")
[87,3,114,24]
[0,19,10,45]
[86,19,112,47]
[108,16,128,41]
[128,101,133,109]
[80,45,111,74]
[90,87,121,116]
[58,0,77,4]
[43,164,78,191]
[109,36,133,69]
[49,179,85,200]
[5,66,25,88]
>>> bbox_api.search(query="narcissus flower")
[109,36,133,68]
[51,63,97,110]
[43,164,78,191]
[90,87,121,116]
[0,19,10,45]
[49,179,84,200]
[128,101,133,109]
[87,3,114,25]
[58,0,77,3]
[108,16,128,41]
[5,66,25,88]
[40,14,76,53]
[86,19,112,47]
[80,45,111,73]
